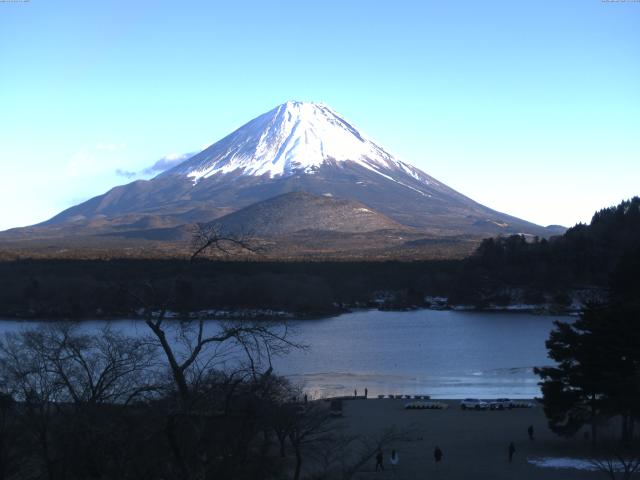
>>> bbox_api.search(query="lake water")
[0,309,565,399]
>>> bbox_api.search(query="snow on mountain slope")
[166,101,433,190]
[27,100,560,240]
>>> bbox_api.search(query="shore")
[0,302,580,322]
[329,398,601,480]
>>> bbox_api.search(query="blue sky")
[0,0,638,230]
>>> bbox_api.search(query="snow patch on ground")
[528,457,626,471]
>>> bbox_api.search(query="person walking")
[375,449,384,472]
[508,442,516,463]
[354,388,357,398]
[527,424,534,440]
[434,445,443,469]
[390,449,399,472]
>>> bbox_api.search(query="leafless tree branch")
[190,223,259,261]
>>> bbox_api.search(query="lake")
[0,309,566,399]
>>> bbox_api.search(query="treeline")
[0,259,460,318]
[0,197,638,318]
[452,197,640,305]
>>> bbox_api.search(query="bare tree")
[286,402,336,480]
[119,226,305,480]
[190,222,258,261]
[138,303,299,410]
[126,225,299,410]
[0,393,19,480]
[0,328,71,480]
[0,324,161,480]
[591,451,640,480]
[13,324,159,406]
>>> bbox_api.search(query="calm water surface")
[0,309,565,399]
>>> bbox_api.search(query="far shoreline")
[0,303,579,322]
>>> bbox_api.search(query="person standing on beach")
[434,446,443,467]
[527,425,534,440]
[390,449,399,472]
[365,387,368,398]
[375,449,384,471]
[508,442,516,463]
[354,389,357,398]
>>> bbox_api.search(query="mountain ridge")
[2,101,564,255]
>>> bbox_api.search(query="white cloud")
[142,152,195,174]
[115,168,137,179]
[115,150,197,178]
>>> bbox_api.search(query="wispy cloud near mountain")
[116,152,196,179]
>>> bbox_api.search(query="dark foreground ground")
[331,399,605,480]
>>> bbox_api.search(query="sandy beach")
[329,398,603,480]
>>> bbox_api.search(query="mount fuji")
[168,101,431,183]
[3,101,562,256]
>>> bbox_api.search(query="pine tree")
[535,303,610,443]
[535,247,640,444]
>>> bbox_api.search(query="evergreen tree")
[535,303,611,443]
[536,248,640,444]
[605,248,640,444]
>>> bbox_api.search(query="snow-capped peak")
[168,101,430,185]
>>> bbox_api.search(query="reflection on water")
[287,370,541,400]
[272,309,562,399]
[0,309,565,399]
